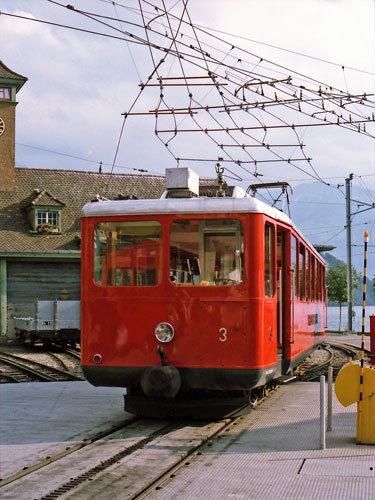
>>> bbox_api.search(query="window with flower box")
[36,211,60,233]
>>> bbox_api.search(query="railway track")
[46,344,81,373]
[1,339,369,386]
[295,341,371,381]
[0,350,83,383]
[0,386,274,500]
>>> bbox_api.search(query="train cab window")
[170,219,244,286]
[94,221,162,286]
[264,223,275,297]
[299,243,305,301]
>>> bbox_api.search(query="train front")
[80,169,272,417]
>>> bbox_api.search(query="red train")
[81,169,326,417]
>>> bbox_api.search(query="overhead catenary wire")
[15,143,161,174]
[9,4,374,121]
[191,22,374,76]
[16,2,374,107]
[41,0,375,119]
[4,1,374,196]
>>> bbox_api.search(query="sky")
[1,0,375,272]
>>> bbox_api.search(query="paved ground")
[0,382,130,479]
[146,381,375,500]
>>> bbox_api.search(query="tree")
[326,262,361,331]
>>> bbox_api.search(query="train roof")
[81,192,325,262]
[81,191,290,222]
[81,190,292,224]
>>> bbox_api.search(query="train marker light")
[155,323,174,343]
[93,354,102,364]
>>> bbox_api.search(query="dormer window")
[23,189,65,234]
[37,210,60,233]
[0,87,11,101]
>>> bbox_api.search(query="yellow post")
[335,362,375,444]
[335,231,375,445]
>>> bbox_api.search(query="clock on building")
[0,117,5,136]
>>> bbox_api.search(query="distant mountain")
[284,181,374,287]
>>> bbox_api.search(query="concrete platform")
[1,377,374,499]
[147,381,375,500]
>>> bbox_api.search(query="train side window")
[311,256,315,302]
[319,263,323,302]
[94,221,162,286]
[170,219,244,286]
[306,250,310,302]
[264,222,275,297]
[318,262,322,302]
[315,259,319,302]
[291,235,297,299]
[299,243,305,301]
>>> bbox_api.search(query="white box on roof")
[165,168,199,195]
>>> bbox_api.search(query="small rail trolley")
[80,168,326,417]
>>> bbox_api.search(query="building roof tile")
[0,168,165,255]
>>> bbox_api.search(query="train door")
[277,229,287,368]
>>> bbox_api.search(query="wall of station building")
[5,260,81,335]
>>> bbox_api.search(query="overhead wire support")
[122,111,197,116]
[234,77,292,96]
[350,199,375,216]
[155,119,374,133]
[156,76,214,80]
[173,157,310,164]
[219,143,305,148]
[146,92,374,114]
[139,82,228,86]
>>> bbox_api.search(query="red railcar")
[81,173,326,416]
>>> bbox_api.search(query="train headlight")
[155,323,174,343]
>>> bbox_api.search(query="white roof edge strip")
[81,196,290,223]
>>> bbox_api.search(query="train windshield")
[94,221,162,286]
[170,219,244,286]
